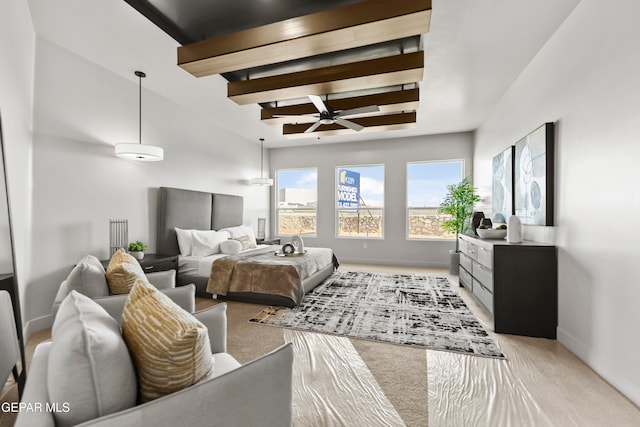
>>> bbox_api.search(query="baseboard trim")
[338,257,448,269]
[557,327,640,406]
[24,314,52,341]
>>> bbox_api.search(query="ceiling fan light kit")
[115,70,164,161]
[175,0,432,138]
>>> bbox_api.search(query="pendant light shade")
[250,138,273,186]
[115,71,164,161]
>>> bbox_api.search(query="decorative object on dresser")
[471,211,485,236]
[514,122,555,225]
[458,234,557,339]
[251,271,505,359]
[507,215,522,243]
[438,176,481,275]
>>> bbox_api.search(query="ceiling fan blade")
[336,105,380,117]
[308,95,329,114]
[335,117,364,132]
[304,121,323,133]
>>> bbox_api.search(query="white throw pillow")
[175,227,195,256]
[49,291,137,427]
[220,239,243,255]
[219,224,257,244]
[191,230,231,257]
[65,254,109,298]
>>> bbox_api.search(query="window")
[336,165,384,238]
[276,168,317,236]
[407,160,464,239]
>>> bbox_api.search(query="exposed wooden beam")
[261,88,420,125]
[178,0,432,77]
[283,112,417,138]
[228,52,424,105]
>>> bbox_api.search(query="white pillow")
[220,239,243,255]
[49,291,137,427]
[191,230,231,257]
[175,227,195,256]
[219,224,256,243]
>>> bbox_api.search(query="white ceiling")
[26,0,580,147]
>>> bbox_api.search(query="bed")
[156,187,338,306]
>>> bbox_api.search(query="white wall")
[23,37,270,333]
[474,0,640,405]
[0,0,36,316]
[270,132,473,266]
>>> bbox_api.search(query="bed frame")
[156,186,335,305]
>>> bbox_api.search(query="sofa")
[17,282,293,427]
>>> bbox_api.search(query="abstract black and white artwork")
[514,122,555,225]
[251,271,505,359]
[492,146,514,223]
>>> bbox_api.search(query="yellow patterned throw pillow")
[105,248,146,295]
[122,279,214,402]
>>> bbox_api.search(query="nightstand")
[101,253,179,275]
[257,238,281,245]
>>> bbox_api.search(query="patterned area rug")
[250,271,505,359]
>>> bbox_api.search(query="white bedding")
[179,245,271,277]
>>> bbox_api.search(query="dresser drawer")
[476,245,493,269]
[473,279,494,314]
[472,261,493,291]
[460,252,473,273]
[459,266,472,292]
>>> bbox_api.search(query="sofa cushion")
[122,279,214,402]
[48,291,137,427]
[105,248,146,295]
[65,254,109,298]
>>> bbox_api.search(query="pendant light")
[249,138,273,186]
[115,71,164,161]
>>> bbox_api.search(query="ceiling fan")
[277,95,380,133]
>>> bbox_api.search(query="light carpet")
[250,271,505,359]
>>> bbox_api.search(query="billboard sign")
[337,169,360,208]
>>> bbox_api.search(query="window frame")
[275,167,318,237]
[335,164,385,239]
[406,159,465,241]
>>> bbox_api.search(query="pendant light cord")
[135,70,146,145]
[260,138,264,178]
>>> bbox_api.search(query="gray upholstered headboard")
[157,187,244,255]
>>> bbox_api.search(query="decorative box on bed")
[157,187,337,306]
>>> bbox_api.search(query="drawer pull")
[143,266,154,270]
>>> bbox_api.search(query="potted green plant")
[439,176,481,274]
[128,241,148,260]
